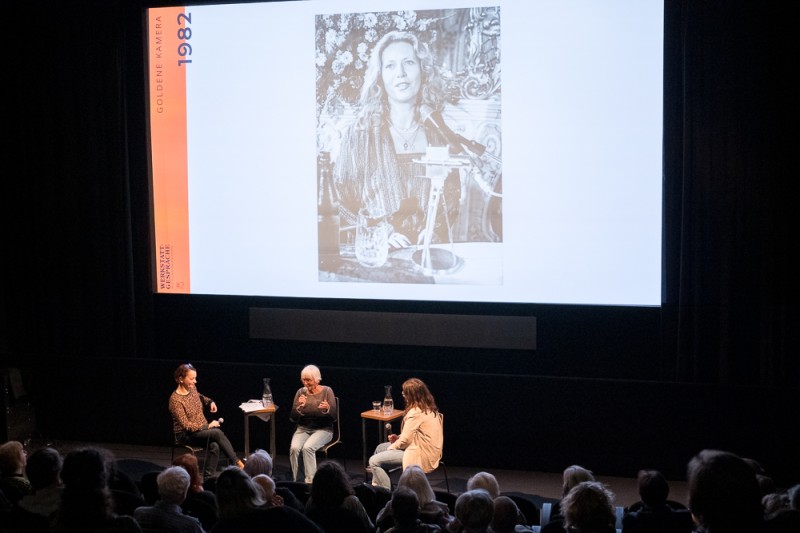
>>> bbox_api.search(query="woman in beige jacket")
[368,378,444,489]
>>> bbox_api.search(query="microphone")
[302,387,308,395]
[385,423,392,433]
[218,418,224,424]
[419,104,487,157]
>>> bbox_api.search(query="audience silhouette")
[4,437,800,533]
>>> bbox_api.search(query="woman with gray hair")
[289,364,338,484]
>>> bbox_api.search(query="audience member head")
[491,495,524,533]
[172,453,204,493]
[788,484,800,510]
[397,464,436,506]
[637,469,669,507]
[561,481,616,533]
[742,457,765,476]
[762,492,789,516]
[455,489,494,533]
[215,466,265,520]
[562,465,595,497]
[763,492,800,533]
[742,457,776,496]
[310,460,353,508]
[25,446,62,490]
[243,448,274,477]
[157,466,191,505]
[57,447,115,527]
[687,449,762,533]
[391,485,421,528]
[0,440,26,476]
[467,471,500,500]
[252,474,275,501]
[757,474,776,497]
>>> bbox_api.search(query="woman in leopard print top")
[169,363,244,478]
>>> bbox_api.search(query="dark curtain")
[5,0,151,361]
[3,1,797,388]
[662,0,797,386]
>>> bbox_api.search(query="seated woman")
[289,364,337,484]
[305,461,374,533]
[168,363,244,478]
[376,465,453,532]
[368,378,443,490]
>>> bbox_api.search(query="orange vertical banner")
[148,7,190,293]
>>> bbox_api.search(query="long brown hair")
[401,378,438,414]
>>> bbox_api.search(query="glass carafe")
[262,378,273,407]
[382,385,394,415]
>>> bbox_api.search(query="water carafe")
[382,385,394,415]
[262,378,273,407]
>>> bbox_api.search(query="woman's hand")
[319,399,330,413]
[210,401,218,413]
[388,433,399,444]
[388,231,411,249]
[208,420,221,429]
[297,395,308,408]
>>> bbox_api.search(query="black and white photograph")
[315,8,503,285]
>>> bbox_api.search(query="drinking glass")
[355,207,388,268]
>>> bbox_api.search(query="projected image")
[147,0,662,304]
[315,8,503,285]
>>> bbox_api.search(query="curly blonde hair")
[355,30,444,129]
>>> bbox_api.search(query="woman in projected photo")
[334,30,460,250]
[368,377,443,489]
[169,363,244,478]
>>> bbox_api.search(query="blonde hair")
[467,471,500,499]
[398,465,435,505]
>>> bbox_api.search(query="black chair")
[389,412,449,491]
[183,492,219,531]
[353,482,381,523]
[111,488,147,517]
[275,480,311,506]
[318,396,346,470]
[139,470,162,505]
[171,422,210,478]
[433,489,458,515]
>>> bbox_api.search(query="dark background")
[3,0,798,486]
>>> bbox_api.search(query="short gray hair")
[157,466,190,503]
[455,489,494,533]
[467,471,500,499]
[301,364,322,383]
